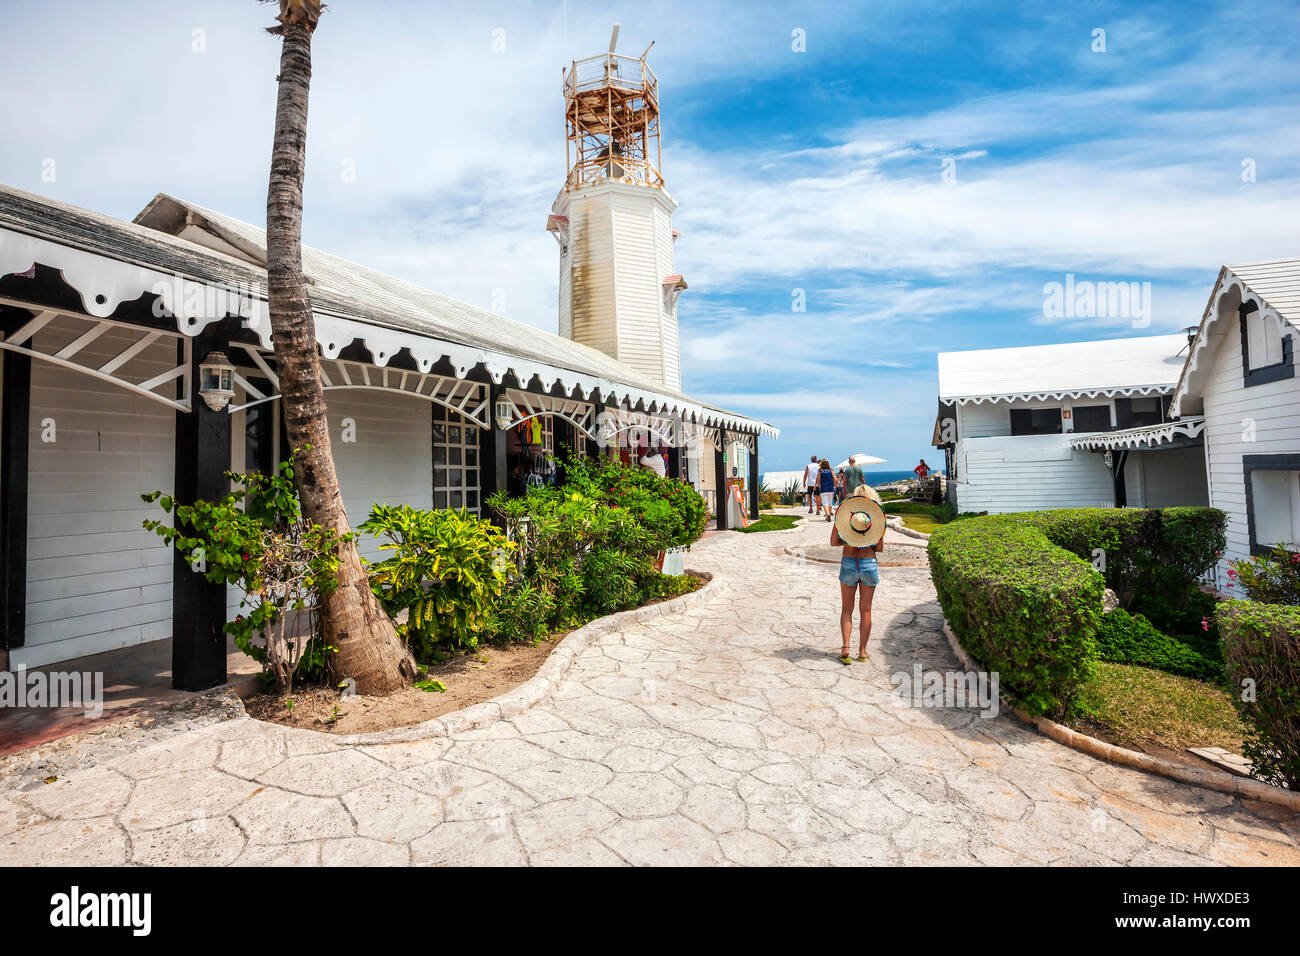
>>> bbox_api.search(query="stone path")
[2,516,1297,866]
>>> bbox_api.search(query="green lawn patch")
[737,514,800,533]
[1071,661,1247,753]
[898,513,942,534]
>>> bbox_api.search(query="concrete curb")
[941,622,1300,810]
[312,570,722,746]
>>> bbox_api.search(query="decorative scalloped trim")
[1170,269,1300,417]
[1069,416,1206,451]
[947,384,1175,406]
[0,226,779,438]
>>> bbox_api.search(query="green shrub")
[1094,609,1223,682]
[142,452,346,692]
[1006,507,1225,612]
[490,579,554,645]
[360,504,514,659]
[1217,600,1300,789]
[928,506,1228,715]
[560,454,707,550]
[487,457,707,635]
[928,516,1103,715]
[1230,545,1300,606]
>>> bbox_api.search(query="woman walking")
[830,485,886,664]
[817,458,836,521]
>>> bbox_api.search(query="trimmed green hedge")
[928,507,1227,716]
[1217,600,1300,789]
[928,517,1102,715]
[1007,507,1226,607]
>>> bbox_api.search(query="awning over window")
[1069,416,1206,451]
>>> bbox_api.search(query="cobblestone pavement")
[2,517,1297,866]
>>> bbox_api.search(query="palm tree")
[263,0,414,694]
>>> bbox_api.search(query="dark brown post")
[1,348,31,652]
[172,327,232,691]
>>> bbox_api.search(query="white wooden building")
[1169,258,1300,588]
[934,334,1208,513]
[0,41,775,683]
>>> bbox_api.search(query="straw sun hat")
[834,484,886,548]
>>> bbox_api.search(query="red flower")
[1201,617,1210,632]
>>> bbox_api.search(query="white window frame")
[433,405,480,512]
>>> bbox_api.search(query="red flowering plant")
[142,450,349,691]
[1230,544,1300,606]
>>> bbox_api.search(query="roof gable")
[1169,258,1300,416]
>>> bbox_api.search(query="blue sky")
[2,0,1298,475]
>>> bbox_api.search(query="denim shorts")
[839,556,880,587]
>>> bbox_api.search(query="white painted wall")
[1128,446,1209,509]
[325,390,433,562]
[953,433,1114,513]
[1196,320,1300,587]
[558,181,681,389]
[16,320,177,668]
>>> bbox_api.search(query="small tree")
[143,455,347,693]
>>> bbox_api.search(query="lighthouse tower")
[548,28,686,391]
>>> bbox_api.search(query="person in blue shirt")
[817,458,836,521]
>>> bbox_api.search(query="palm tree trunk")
[264,2,414,695]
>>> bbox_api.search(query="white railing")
[564,53,658,100]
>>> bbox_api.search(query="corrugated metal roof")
[0,183,774,433]
[1226,257,1300,324]
[937,333,1188,404]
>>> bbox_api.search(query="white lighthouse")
[548,28,686,391]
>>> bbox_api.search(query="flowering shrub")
[560,455,707,549]
[1230,545,1300,606]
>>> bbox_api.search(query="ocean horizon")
[858,469,943,485]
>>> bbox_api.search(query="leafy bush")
[142,453,346,692]
[560,455,707,550]
[360,504,514,659]
[1230,545,1300,606]
[928,506,1228,715]
[1217,600,1300,789]
[1008,507,1225,612]
[1094,609,1223,682]
[490,485,656,629]
[487,457,707,635]
[928,515,1103,715]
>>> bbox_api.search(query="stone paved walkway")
[2,517,1297,866]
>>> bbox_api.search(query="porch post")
[714,430,728,531]
[748,433,760,519]
[1,348,31,652]
[171,327,232,691]
[1108,449,1129,508]
[479,381,508,499]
